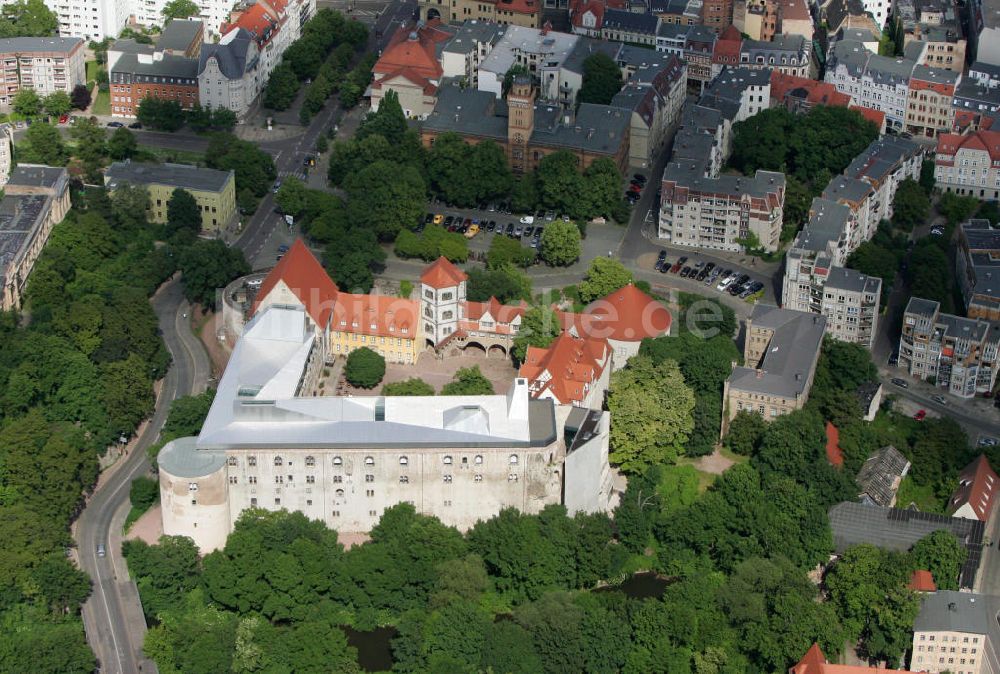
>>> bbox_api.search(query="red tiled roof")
[465,296,527,324]
[910,76,957,97]
[949,454,999,521]
[372,67,438,96]
[252,239,339,327]
[225,4,278,46]
[908,569,937,592]
[420,256,468,289]
[518,332,610,405]
[570,0,605,28]
[497,0,539,15]
[790,644,916,674]
[850,105,885,129]
[374,20,452,81]
[937,130,1000,162]
[770,71,851,108]
[825,421,844,467]
[331,292,418,339]
[563,284,672,342]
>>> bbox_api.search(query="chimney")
[949,602,957,612]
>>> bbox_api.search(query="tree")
[20,122,67,165]
[12,88,41,116]
[724,409,767,456]
[107,126,137,160]
[206,133,277,198]
[130,475,159,511]
[42,90,71,117]
[344,160,425,241]
[487,234,535,269]
[275,176,309,217]
[358,89,409,146]
[919,159,936,193]
[536,151,585,218]
[162,0,200,21]
[539,219,581,266]
[31,554,92,613]
[502,64,530,98]
[69,116,108,181]
[846,240,901,303]
[512,306,562,363]
[891,178,930,231]
[382,377,435,396]
[578,257,633,303]
[582,158,622,220]
[137,97,185,131]
[607,356,696,472]
[210,106,237,132]
[0,0,58,38]
[909,531,967,591]
[938,191,979,226]
[577,52,622,106]
[71,84,91,110]
[178,239,250,307]
[110,183,151,230]
[263,63,300,111]
[344,347,385,388]
[782,175,811,241]
[441,366,494,395]
[167,188,202,235]
[466,265,531,304]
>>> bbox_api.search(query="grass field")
[86,60,100,82]
[92,89,110,115]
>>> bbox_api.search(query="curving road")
[76,278,210,673]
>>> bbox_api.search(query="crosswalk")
[279,169,307,181]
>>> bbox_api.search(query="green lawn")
[86,60,100,82]
[134,146,205,166]
[895,476,943,513]
[92,89,110,115]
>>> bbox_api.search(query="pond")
[342,625,397,673]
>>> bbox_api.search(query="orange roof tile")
[936,130,1000,162]
[851,105,885,129]
[497,0,540,15]
[375,20,452,82]
[567,284,672,342]
[826,421,844,468]
[949,454,999,521]
[331,292,419,339]
[908,569,937,592]
[420,256,468,289]
[790,643,917,674]
[226,4,278,45]
[465,296,527,323]
[252,239,339,327]
[518,332,610,404]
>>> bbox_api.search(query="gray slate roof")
[113,52,199,79]
[829,501,984,587]
[8,164,67,189]
[158,19,203,52]
[856,446,910,507]
[106,161,234,193]
[961,219,1000,303]
[728,304,825,399]
[0,37,83,54]
[914,591,1000,644]
[792,197,850,253]
[825,266,881,295]
[442,20,503,55]
[422,81,507,140]
[601,8,659,35]
[822,175,874,204]
[199,29,254,79]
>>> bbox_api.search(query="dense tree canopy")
[891,179,931,231]
[441,366,494,395]
[538,219,581,266]
[382,378,435,396]
[161,0,199,20]
[577,52,622,106]
[344,347,386,388]
[578,257,633,303]
[166,188,202,235]
[0,0,58,37]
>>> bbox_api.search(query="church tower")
[506,75,536,174]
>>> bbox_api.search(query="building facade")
[895,0,966,73]
[912,591,1000,674]
[45,0,131,40]
[0,166,70,312]
[109,22,203,119]
[957,219,1000,321]
[935,130,1000,200]
[104,161,237,232]
[0,37,86,108]
[904,64,961,138]
[899,296,1000,398]
[197,29,263,120]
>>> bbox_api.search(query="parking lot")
[639,247,768,301]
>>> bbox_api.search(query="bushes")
[344,347,385,388]
[394,225,468,262]
[130,476,159,511]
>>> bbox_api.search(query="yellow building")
[104,160,237,232]
[251,241,422,365]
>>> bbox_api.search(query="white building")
[158,303,616,553]
[45,0,131,40]
[0,124,12,187]
[476,25,579,99]
[0,37,86,108]
[825,39,918,131]
[197,28,263,120]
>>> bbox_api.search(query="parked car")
[107,121,124,128]
[979,436,999,447]
[58,114,69,124]
[913,409,927,421]
[505,223,515,236]
[680,266,693,277]
[890,378,908,388]
[424,213,435,225]
[519,215,534,225]
[465,223,480,238]
[544,211,555,221]
[97,543,106,558]
[717,274,735,291]
[659,260,671,274]
[633,173,647,183]
[932,394,947,405]
[272,179,282,193]
[930,226,944,236]
[433,214,445,225]
[128,121,142,129]
[514,226,523,237]
[523,226,534,237]
[277,244,289,253]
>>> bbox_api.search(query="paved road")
[76,279,210,674]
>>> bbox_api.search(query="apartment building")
[969,0,1000,68]
[895,0,966,73]
[650,0,702,25]
[826,39,918,132]
[0,124,11,187]
[0,166,70,312]
[952,78,1000,133]
[476,24,578,97]
[722,304,825,432]
[417,0,542,27]
[701,0,734,32]
[912,591,1000,674]
[739,34,811,77]
[197,28,263,120]
[904,64,961,138]
[957,219,1000,321]
[842,135,924,223]
[934,130,1000,200]
[45,0,131,40]
[104,161,237,232]
[610,55,686,168]
[899,297,1000,398]
[0,37,86,108]
[683,25,716,88]
[969,60,1000,88]
[439,20,505,89]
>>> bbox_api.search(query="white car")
[716,275,734,291]
[519,215,534,225]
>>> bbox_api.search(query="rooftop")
[0,36,83,54]
[442,20,504,55]
[791,643,917,674]
[112,51,199,79]
[158,19,204,52]
[825,266,881,295]
[828,501,984,587]
[252,240,339,327]
[960,219,1000,304]
[856,445,910,507]
[478,25,579,76]
[914,590,1000,640]
[948,454,1000,522]
[566,283,672,342]
[199,29,256,79]
[105,161,234,193]
[518,332,610,405]
[601,8,660,34]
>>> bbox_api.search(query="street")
[76,279,210,674]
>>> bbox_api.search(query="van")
[97,543,106,558]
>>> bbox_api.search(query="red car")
[58,114,69,124]
[913,409,927,421]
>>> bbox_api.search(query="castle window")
[333,456,343,466]
[442,292,453,301]
[248,456,257,467]
[228,457,237,466]
[274,456,283,466]
[365,456,375,466]
[335,489,345,497]
[400,475,409,483]
[509,454,519,465]
[188,482,198,491]
[443,455,453,465]
[399,456,408,465]
[443,311,453,320]
[443,475,453,483]
[305,456,315,466]
[475,474,483,482]
[475,455,483,464]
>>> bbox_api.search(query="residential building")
[476,24,578,98]
[895,0,966,72]
[157,305,615,552]
[783,260,881,348]
[197,28,263,121]
[0,124,11,187]
[934,130,1000,200]
[949,455,1000,522]
[957,220,1000,320]
[842,135,924,223]
[969,60,1000,88]
[656,23,691,55]
[684,25,717,88]
[733,0,776,41]
[0,166,70,312]
[825,39,918,132]
[598,8,661,45]
[722,304,825,431]
[371,20,457,119]
[899,296,1000,398]
[417,0,542,28]
[776,0,813,41]
[739,34,811,77]
[769,71,851,111]
[0,37,86,108]
[904,64,961,138]
[856,445,910,507]
[44,0,131,40]
[439,20,505,88]
[108,21,204,118]
[829,502,985,588]
[421,77,631,173]
[969,0,1000,68]
[820,0,882,42]
[518,332,612,407]
[553,38,620,109]
[610,54,686,168]
[791,643,917,674]
[911,590,1000,673]
[650,0,703,24]
[709,25,741,77]
[222,0,311,85]
[104,161,237,232]
[701,0,734,32]
[952,78,1000,133]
